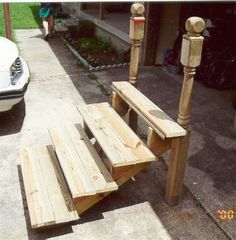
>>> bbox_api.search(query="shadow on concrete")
[188,126,236,193]
[0,99,25,136]
[17,165,77,239]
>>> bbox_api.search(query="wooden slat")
[96,103,155,162]
[20,146,79,229]
[27,148,55,226]
[21,149,42,228]
[49,127,95,198]
[77,104,137,167]
[43,146,79,222]
[70,124,118,192]
[77,103,156,167]
[48,125,117,199]
[112,81,187,139]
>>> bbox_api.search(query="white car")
[0,37,30,112]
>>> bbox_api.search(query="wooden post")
[129,3,145,87]
[99,3,105,20]
[128,3,145,132]
[3,3,12,40]
[165,17,205,205]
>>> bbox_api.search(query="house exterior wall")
[155,3,181,65]
[96,28,130,52]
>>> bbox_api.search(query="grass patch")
[0,3,41,37]
[79,37,112,54]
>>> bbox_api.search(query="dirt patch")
[59,32,130,67]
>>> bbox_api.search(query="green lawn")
[0,3,41,37]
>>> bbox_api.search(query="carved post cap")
[181,17,205,68]
[185,17,205,35]
[131,3,145,16]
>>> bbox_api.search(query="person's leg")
[48,15,54,36]
[42,18,49,40]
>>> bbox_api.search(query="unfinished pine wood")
[165,18,205,205]
[77,102,155,168]
[147,127,171,156]
[165,133,190,205]
[48,124,118,200]
[127,108,138,133]
[178,18,204,129]
[112,81,187,139]
[111,91,129,117]
[20,145,79,229]
[75,162,150,215]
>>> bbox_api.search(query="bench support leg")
[112,91,138,132]
[128,109,138,133]
[147,127,171,156]
[111,91,129,117]
[165,132,190,205]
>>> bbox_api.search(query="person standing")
[39,2,55,41]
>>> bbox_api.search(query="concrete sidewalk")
[0,29,233,240]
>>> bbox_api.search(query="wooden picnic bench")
[20,11,205,229]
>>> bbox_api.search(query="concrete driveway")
[0,29,233,240]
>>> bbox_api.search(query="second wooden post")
[165,17,205,205]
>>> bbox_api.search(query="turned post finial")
[131,3,145,16]
[180,17,205,69]
[185,17,205,36]
[177,17,205,129]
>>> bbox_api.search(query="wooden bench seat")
[20,145,79,229]
[112,81,187,139]
[48,124,118,200]
[77,102,156,168]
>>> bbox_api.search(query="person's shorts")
[39,7,54,19]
